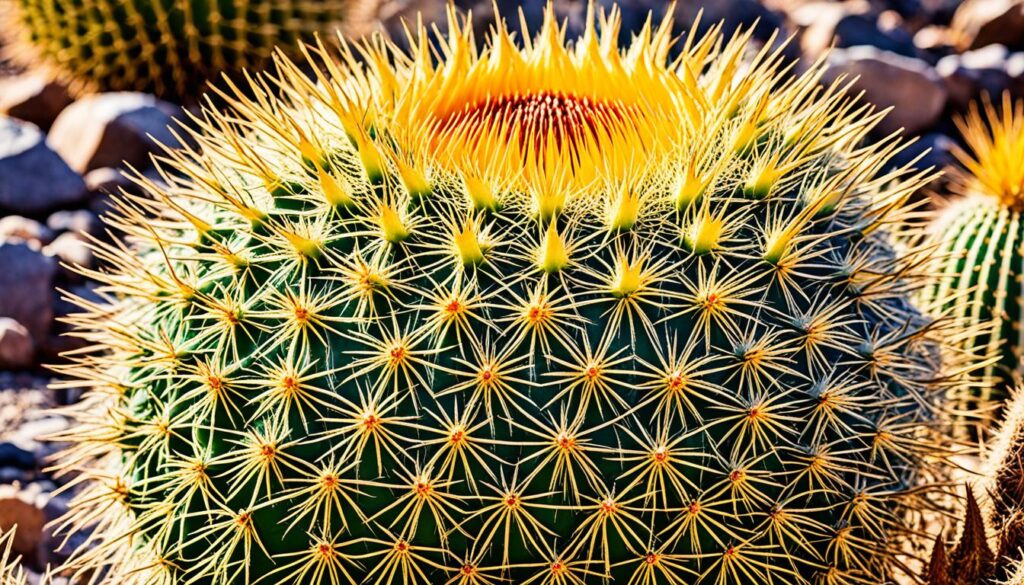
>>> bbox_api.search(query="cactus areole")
[56,4,959,584]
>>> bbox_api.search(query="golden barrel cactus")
[50,4,971,584]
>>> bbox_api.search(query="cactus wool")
[54,5,963,584]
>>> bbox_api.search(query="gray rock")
[0,216,53,247]
[84,166,134,218]
[0,243,57,343]
[951,0,1024,50]
[937,45,1016,110]
[1009,53,1024,97]
[46,209,101,237]
[823,46,947,135]
[0,117,88,215]
[0,442,35,469]
[889,132,958,173]
[0,73,72,130]
[800,5,918,59]
[45,232,94,272]
[0,318,34,370]
[6,417,69,461]
[47,92,182,174]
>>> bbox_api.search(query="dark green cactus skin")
[3,0,367,101]
[926,197,1024,403]
[55,11,956,585]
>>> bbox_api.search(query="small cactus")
[922,94,1024,407]
[0,527,27,585]
[0,0,378,101]
[927,387,1024,585]
[51,4,970,584]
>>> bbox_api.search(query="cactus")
[926,387,1024,585]
[922,94,1024,406]
[0,527,28,585]
[51,5,969,584]
[0,0,378,101]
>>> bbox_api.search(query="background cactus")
[51,5,971,584]
[0,0,378,101]
[922,94,1024,407]
[926,386,1024,585]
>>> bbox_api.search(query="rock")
[6,417,69,462]
[0,443,35,470]
[0,117,88,216]
[84,166,131,195]
[951,0,1024,51]
[0,243,57,343]
[46,209,101,238]
[913,25,956,54]
[937,45,1015,110]
[44,232,94,271]
[800,5,918,58]
[823,46,947,135]
[889,132,958,173]
[84,166,135,218]
[0,73,72,130]
[0,216,53,248]
[47,92,182,174]
[667,0,787,43]
[1008,53,1024,97]
[0,318,34,370]
[0,483,46,559]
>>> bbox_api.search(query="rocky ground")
[0,0,1022,580]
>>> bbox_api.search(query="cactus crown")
[953,94,1024,211]
[0,0,374,100]
[50,4,967,585]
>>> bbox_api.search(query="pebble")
[0,117,88,216]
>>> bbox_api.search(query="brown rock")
[47,92,182,173]
[0,483,46,559]
[0,73,72,131]
[823,46,947,135]
[0,318,34,370]
[952,0,1024,51]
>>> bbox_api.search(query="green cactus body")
[53,6,963,584]
[923,96,1024,405]
[927,198,1022,402]
[0,0,375,100]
